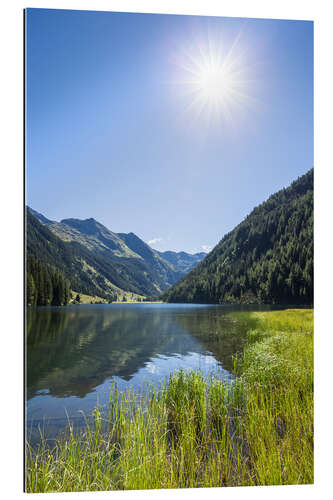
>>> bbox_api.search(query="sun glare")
[195,64,236,104]
[171,30,255,125]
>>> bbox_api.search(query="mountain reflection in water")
[26,303,278,435]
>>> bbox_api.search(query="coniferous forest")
[27,256,71,306]
[26,208,198,304]
[162,169,313,305]
[27,169,313,306]
[26,209,116,301]
[24,9,315,495]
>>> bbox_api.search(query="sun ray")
[170,27,258,127]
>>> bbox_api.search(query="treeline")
[27,209,161,299]
[27,256,71,306]
[163,169,313,305]
[27,210,119,300]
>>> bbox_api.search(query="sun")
[171,30,254,124]
[193,62,238,106]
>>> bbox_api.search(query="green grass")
[25,309,313,492]
[70,289,147,304]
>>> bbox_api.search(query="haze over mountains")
[27,208,206,300]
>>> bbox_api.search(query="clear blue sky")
[26,9,313,254]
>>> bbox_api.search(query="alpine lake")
[26,302,290,445]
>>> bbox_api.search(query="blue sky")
[26,9,313,254]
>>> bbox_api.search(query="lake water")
[26,303,282,442]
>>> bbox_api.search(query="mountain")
[117,232,183,288]
[32,215,138,258]
[157,250,207,274]
[30,208,206,275]
[26,209,191,300]
[162,169,313,305]
[28,207,54,225]
[26,209,148,299]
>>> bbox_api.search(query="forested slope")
[163,169,313,305]
[27,209,186,301]
[26,210,164,299]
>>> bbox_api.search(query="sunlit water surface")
[26,303,285,442]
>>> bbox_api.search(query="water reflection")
[27,303,287,437]
[27,303,292,443]
[27,304,222,400]
[172,306,262,371]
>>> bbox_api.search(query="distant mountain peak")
[157,249,207,274]
[27,207,207,296]
[60,217,107,236]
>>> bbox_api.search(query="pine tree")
[27,273,36,305]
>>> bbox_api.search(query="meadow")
[25,309,313,492]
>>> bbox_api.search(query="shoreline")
[26,309,313,492]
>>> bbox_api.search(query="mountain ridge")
[162,169,313,305]
[157,250,207,274]
[26,208,206,300]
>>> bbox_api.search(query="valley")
[26,208,206,304]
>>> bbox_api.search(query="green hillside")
[26,209,184,301]
[117,232,183,288]
[27,210,162,299]
[162,169,313,305]
[29,209,141,258]
[27,256,71,306]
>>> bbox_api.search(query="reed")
[26,309,313,492]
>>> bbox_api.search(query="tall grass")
[232,310,313,485]
[26,309,313,492]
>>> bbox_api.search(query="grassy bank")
[70,290,147,304]
[26,309,313,492]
